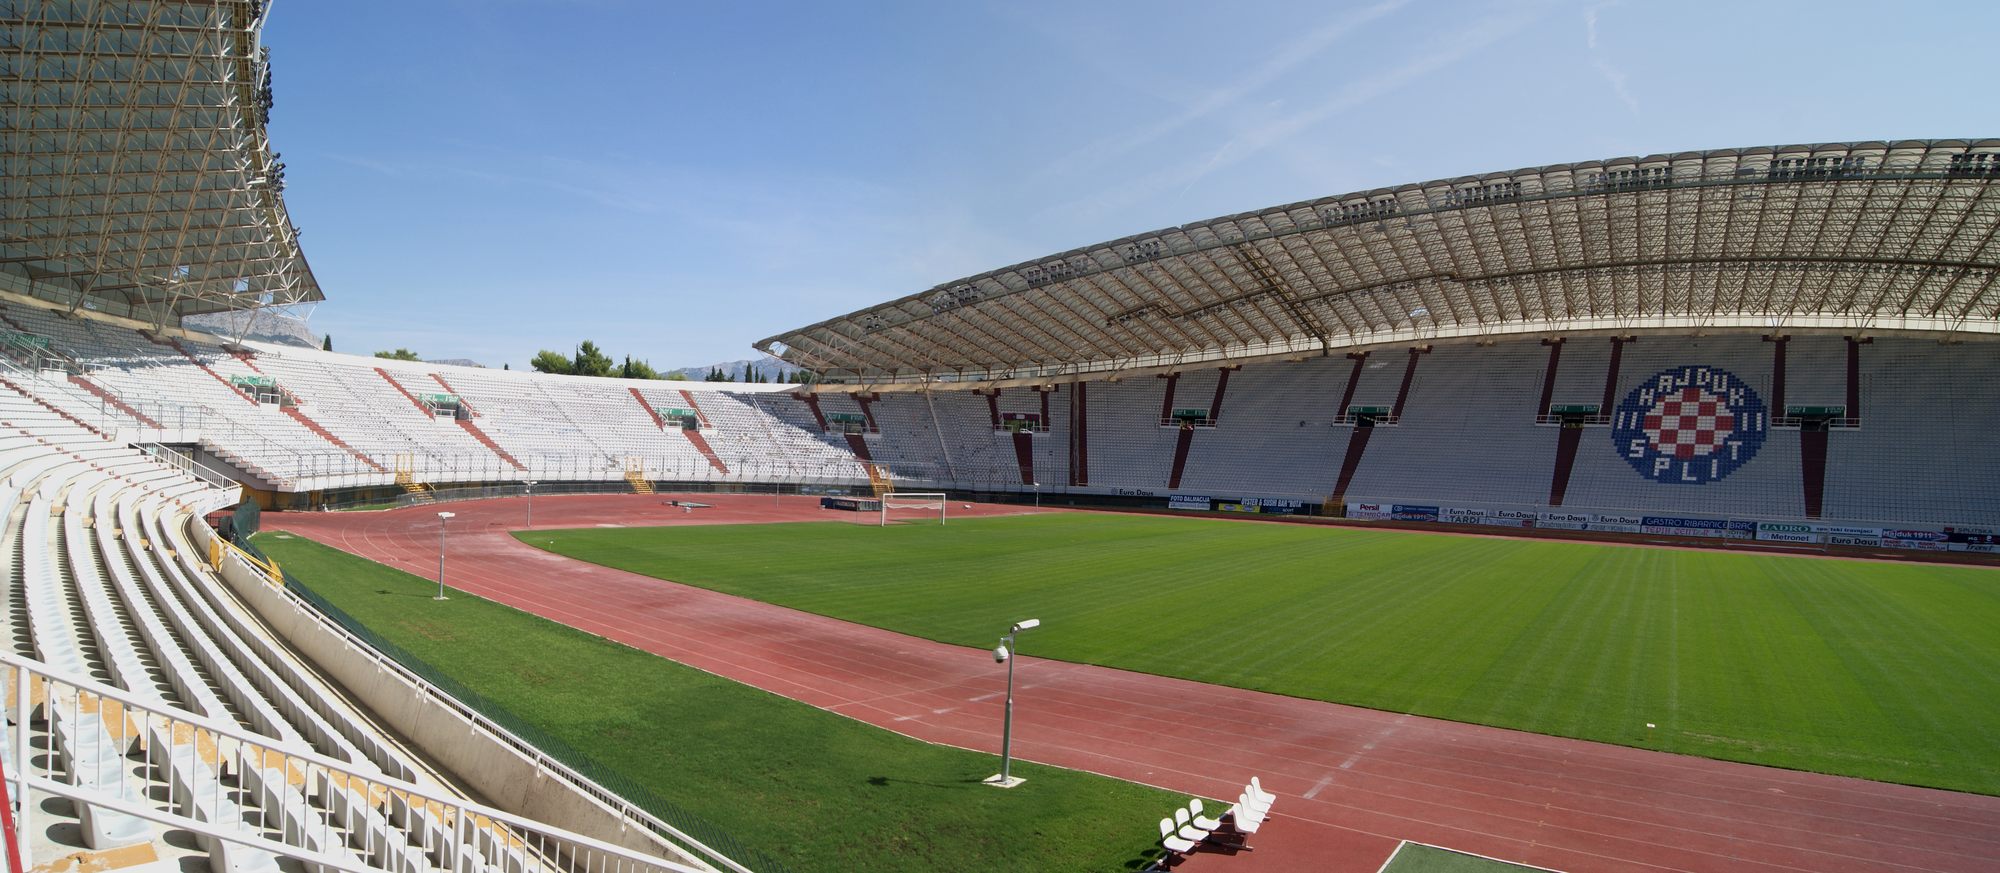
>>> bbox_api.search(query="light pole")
[434,511,455,600]
[985,618,1041,788]
[523,480,537,529]
[1032,481,1040,509]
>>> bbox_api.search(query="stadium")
[2,3,1998,873]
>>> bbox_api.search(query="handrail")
[1,652,713,873]
[213,528,766,873]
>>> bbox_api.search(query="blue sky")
[265,0,1997,370]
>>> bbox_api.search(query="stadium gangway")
[1,652,727,873]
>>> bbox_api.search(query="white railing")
[214,537,758,873]
[1,653,715,873]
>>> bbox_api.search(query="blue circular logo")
[1611,366,1767,485]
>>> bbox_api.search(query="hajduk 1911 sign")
[1611,366,1768,485]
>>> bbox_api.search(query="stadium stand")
[7,317,1999,535]
[3,9,1995,858]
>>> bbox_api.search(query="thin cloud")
[1585,1,1640,115]
[1041,0,1414,179]
[1053,0,1558,221]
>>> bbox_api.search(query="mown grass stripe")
[526,514,2000,795]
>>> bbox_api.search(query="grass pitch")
[523,512,2000,795]
[253,532,1183,873]
[1380,843,1546,872]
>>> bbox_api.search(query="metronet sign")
[1612,365,1768,485]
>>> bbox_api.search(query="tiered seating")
[1823,337,2000,526]
[698,392,862,481]
[0,390,699,873]
[1085,378,1177,490]
[3,304,1994,529]
[0,302,360,489]
[1176,358,1353,499]
[1343,343,1558,506]
[1558,334,1805,520]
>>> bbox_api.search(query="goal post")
[881,492,948,526]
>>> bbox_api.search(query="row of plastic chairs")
[1156,776,1278,865]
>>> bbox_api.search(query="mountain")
[669,357,802,382]
[184,309,319,348]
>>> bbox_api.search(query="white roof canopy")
[759,140,2000,386]
[1,0,321,328]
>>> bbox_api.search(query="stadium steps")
[1069,381,1088,485]
[1330,426,1374,506]
[797,392,829,430]
[1547,425,1583,505]
[374,367,433,415]
[677,390,715,428]
[844,432,873,463]
[628,387,668,427]
[454,419,526,471]
[280,407,388,472]
[681,428,728,474]
[1801,428,1828,518]
[227,348,265,375]
[429,373,479,415]
[68,375,162,429]
[1012,430,1036,486]
[147,334,260,407]
[1166,425,1193,489]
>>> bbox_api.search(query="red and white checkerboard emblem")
[1612,366,1767,484]
[1642,386,1736,460]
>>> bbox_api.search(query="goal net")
[880,492,947,526]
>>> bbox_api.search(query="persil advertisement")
[1347,502,1391,520]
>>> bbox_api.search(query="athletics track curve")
[264,494,2000,873]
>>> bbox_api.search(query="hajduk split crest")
[1611,365,1767,485]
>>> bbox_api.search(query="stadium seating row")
[0,388,696,873]
[3,300,1994,529]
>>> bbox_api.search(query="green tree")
[573,341,614,378]
[374,348,420,361]
[664,371,687,381]
[620,356,661,380]
[529,350,573,374]
[321,334,332,352]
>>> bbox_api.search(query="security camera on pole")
[984,618,1040,788]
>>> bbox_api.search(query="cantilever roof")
[0,0,322,328]
[758,139,2000,386]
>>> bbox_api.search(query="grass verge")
[254,531,1184,873]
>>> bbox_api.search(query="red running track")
[267,494,2000,873]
